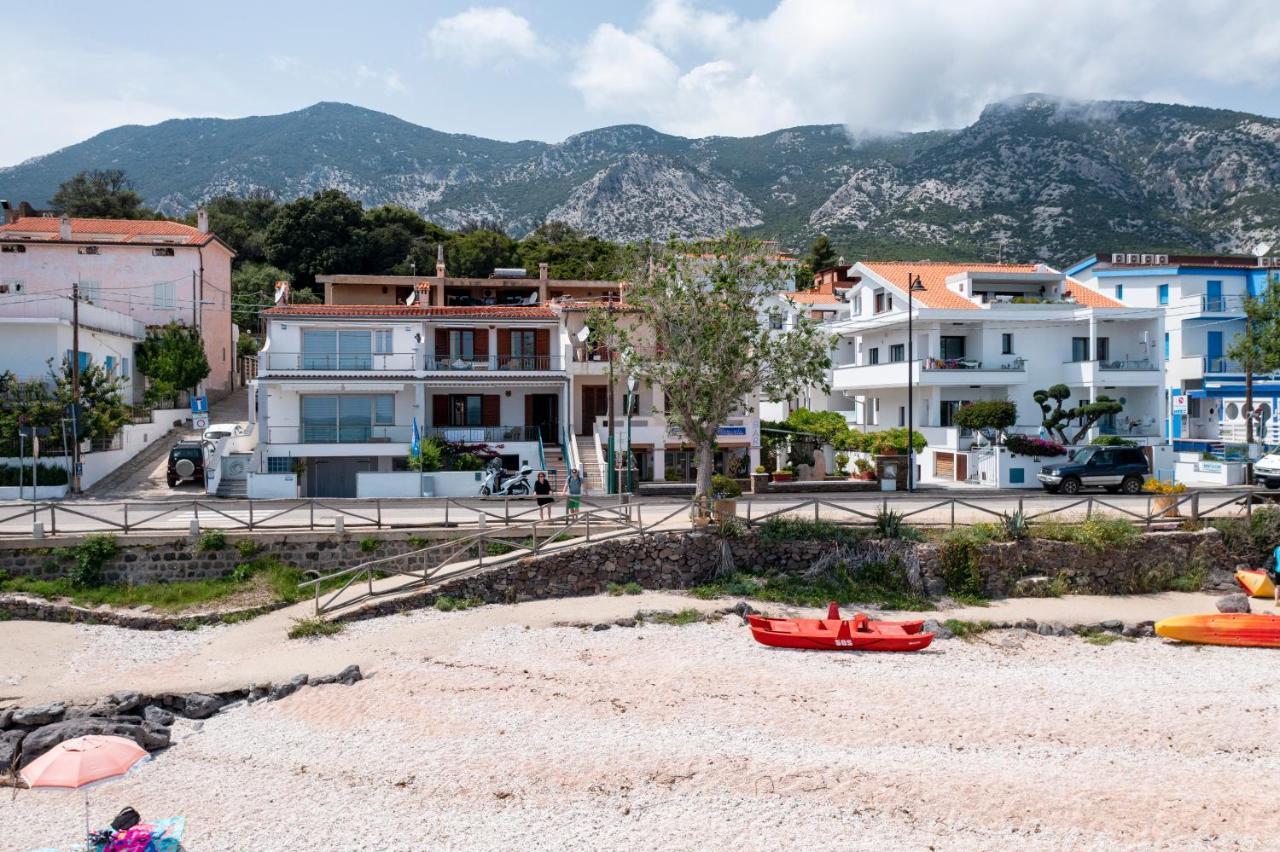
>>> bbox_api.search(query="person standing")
[534,471,554,520]
[564,468,585,517]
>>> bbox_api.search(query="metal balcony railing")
[419,425,542,443]
[268,424,414,444]
[266,352,417,371]
[1204,357,1243,373]
[1200,295,1241,313]
[425,355,560,371]
[1097,358,1158,371]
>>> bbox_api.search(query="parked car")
[203,422,245,441]
[167,441,206,488]
[1253,451,1280,489]
[1038,446,1149,495]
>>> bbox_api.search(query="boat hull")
[747,614,934,652]
[1234,569,1276,599]
[1154,613,1280,648]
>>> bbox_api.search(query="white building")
[822,261,1165,487]
[1066,251,1280,445]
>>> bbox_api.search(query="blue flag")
[411,417,421,458]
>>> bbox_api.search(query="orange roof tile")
[0,216,222,247]
[859,262,1044,310]
[782,290,842,304]
[262,304,557,319]
[1063,278,1124,308]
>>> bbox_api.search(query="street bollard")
[31,521,44,539]
[189,519,200,537]
[478,512,487,530]
[334,516,344,534]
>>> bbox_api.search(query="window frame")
[1001,333,1013,355]
[889,343,905,363]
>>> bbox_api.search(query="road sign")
[191,396,208,414]
[18,426,52,438]
[75,462,83,477]
[1171,394,1188,415]
[193,414,209,430]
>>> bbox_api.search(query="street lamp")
[626,375,638,494]
[906,272,926,492]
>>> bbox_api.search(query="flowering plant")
[1004,434,1066,457]
[1142,478,1187,495]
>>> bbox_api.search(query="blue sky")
[4,0,1280,167]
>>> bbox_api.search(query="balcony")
[1199,295,1244,314]
[264,352,417,373]
[1061,359,1161,385]
[425,355,562,372]
[1204,357,1243,374]
[266,424,414,444]
[832,358,1027,390]
[419,425,543,443]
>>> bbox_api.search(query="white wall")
[247,471,298,498]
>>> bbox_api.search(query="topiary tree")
[952,400,1017,439]
[1033,384,1124,444]
[1066,396,1124,444]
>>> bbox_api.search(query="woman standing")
[534,471,554,520]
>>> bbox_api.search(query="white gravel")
[6,616,1280,851]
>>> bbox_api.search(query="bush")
[710,473,742,499]
[288,617,345,639]
[943,619,994,639]
[406,436,445,472]
[754,464,767,474]
[451,453,486,471]
[235,539,260,559]
[1091,435,1137,447]
[1033,517,1138,551]
[757,517,864,543]
[70,535,118,588]
[1143,478,1187,495]
[196,530,226,552]
[1004,434,1066,457]
[607,581,643,596]
[833,452,850,473]
[952,401,1017,435]
[435,595,483,612]
[862,428,926,455]
[0,463,70,486]
[873,507,922,541]
[938,530,985,599]
[1212,507,1280,566]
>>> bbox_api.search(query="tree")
[784,409,852,447]
[1034,384,1123,444]
[230,261,291,331]
[519,222,627,280]
[444,228,520,278]
[136,323,211,407]
[363,205,448,275]
[195,193,279,262]
[50,169,153,219]
[805,235,837,273]
[53,357,130,443]
[953,400,1017,439]
[1228,280,1280,445]
[263,189,367,286]
[619,234,832,502]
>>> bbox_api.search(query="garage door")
[306,457,374,498]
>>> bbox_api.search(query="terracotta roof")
[0,216,221,247]
[782,290,842,304]
[262,304,557,319]
[859,262,1045,310]
[1063,278,1124,308]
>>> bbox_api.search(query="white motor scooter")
[478,459,533,496]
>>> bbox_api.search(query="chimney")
[435,242,446,278]
[274,280,290,305]
[59,215,71,240]
[538,262,549,283]
[196,208,210,234]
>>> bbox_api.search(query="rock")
[11,702,65,727]
[182,693,224,720]
[923,619,954,640]
[613,618,638,628]
[1121,623,1143,638]
[144,706,175,727]
[592,623,612,631]
[924,577,947,598]
[0,729,25,768]
[1100,620,1124,633]
[247,684,270,703]
[1036,621,1069,637]
[19,718,168,766]
[337,665,362,686]
[109,691,147,715]
[217,700,246,714]
[268,674,309,702]
[1015,619,1037,631]
[1216,593,1250,614]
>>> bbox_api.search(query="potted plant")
[771,466,794,482]
[711,473,742,521]
[854,458,876,481]
[1143,478,1187,517]
[833,452,850,478]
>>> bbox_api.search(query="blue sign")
[75,462,83,477]
[191,395,208,414]
[717,425,747,437]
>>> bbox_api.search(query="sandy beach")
[3,592,1278,851]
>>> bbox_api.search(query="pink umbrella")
[21,735,151,838]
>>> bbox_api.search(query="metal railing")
[265,352,418,372]
[266,424,414,444]
[1096,358,1158,371]
[1201,295,1242,313]
[424,355,561,371]
[1204,357,1243,374]
[420,425,541,443]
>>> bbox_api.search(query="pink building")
[0,213,237,397]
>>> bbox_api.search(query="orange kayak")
[1154,613,1280,648]
[747,602,934,652]
[1235,569,1276,599]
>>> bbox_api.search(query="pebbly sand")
[3,592,1279,850]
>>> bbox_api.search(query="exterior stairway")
[542,443,565,487]
[574,434,606,493]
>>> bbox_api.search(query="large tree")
[263,189,367,286]
[195,192,279,262]
[519,222,627,280]
[50,169,153,219]
[620,234,832,503]
[136,323,211,407]
[363,205,448,275]
[231,261,292,331]
[54,356,131,443]
[444,228,520,278]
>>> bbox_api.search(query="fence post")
[586,512,591,540]
[814,500,819,523]
[248,501,254,531]
[950,499,955,530]
[123,504,129,534]
[504,498,510,525]
[1086,497,1093,520]
[746,499,751,525]
[376,499,382,529]
[309,499,315,530]
[314,582,320,616]
[1190,493,1200,523]
[444,499,450,527]
[1247,493,1253,519]
[49,505,56,537]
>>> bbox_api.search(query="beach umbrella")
[21,734,150,838]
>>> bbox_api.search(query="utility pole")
[606,301,616,495]
[192,270,198,328]
[71,281,82,493]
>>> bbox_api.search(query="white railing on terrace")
[3,296,146,339]
[265,352,417,372]
[266,424,415,444]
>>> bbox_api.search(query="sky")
[4,0,1280,167]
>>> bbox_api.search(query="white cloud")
[355,65,407,94]
[426,7,548,66]
[570,0,1280,138]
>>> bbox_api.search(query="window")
[77,246,100,255]
[64,350,91,370]
[940,400,963,428]
[1,244,25,253]
[868,347,880,365]
[939,336,966,359]
[267,457,292,473]
[889,343,905,362]
[898,406,906,427]
[301,329,373,369]
[152,282,176,308]
[104,355,116,375]
[1164,332,1170,360]
[152,247,175,257]
[874,291,889,313]
[510,329,537,368]
[1158,284,1169,305]
[301,394,395,442]
[0,279,24,295]
[374,330,393,354]
[769,313,783,330]
[449,330,476,362]
[1115,284,1124,301]
[1009,468,1025,484]
[374,394,395,425]
[1096,337,1110,362]
[1001,333,1013,355]
[79,280,102,304]
[120,357,129,379]
[450,394,483,426]
[852,296,862,315]
[1071,337,1090,362]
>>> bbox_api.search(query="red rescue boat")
[747,602,935,652]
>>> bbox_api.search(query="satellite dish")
[576,325,591,342]
[405,290,417,306]
[1253,242,1272,258]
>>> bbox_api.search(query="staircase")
[216,478,248,498]
[216,452,253,498]
[542,443,565,486]
[574,434,606,493]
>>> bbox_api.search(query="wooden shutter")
[481,395,500,427]
[497,329,511,365]
[473,329,488,359]
[432,394,449,427]
[535,329,550,358]
[525,395,535,427]
[435,329,448,358]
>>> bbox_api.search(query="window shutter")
[481,395,500,427]
[497,329,511,363]
[432,394,449,427]
[435,329,448,358]
[474,329,489,359]
[535,329,550,358]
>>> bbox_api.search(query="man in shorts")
[564,468,584,517]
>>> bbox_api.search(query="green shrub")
[287,617,345,639]
[1090,435,1137,447]
[943,619,993,639]
[0,462,70,486]
[688,574,764,599]
[756,517,863,544]
[873,507,922,541]
[1212,507,1280,566]
[434,595,483,612]
[196,530,226,552]
[1033,517,1138,551]
[607,581,643,596]
[70,535,117,588]
[358,537,380,554]
[938,530,985,599]
[717,515,746,539]
[1001,509,1030,541]
[408,535,429,548]
[643,608,705,625]
[710,473,742,499]
[234,539,260,558]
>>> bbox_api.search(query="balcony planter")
[771,471,793,482]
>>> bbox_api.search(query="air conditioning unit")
[1154,254,1169,264]
[1140,254,1153,264]
[483,289,496,299]
[1111,253,1125,263]
[1126,253,1140,264]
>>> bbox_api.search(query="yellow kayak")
[1235,570,1276,599]
[1155,613,1280,648]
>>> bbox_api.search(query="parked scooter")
[478,458,533,496]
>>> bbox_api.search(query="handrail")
[536,426,546,474]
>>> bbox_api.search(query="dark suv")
[1038,446,1149,495]
[167,441,206,488]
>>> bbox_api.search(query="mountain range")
[3,95,1278,264]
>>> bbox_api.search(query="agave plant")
[1001,509,1030,541]
[874,507,907,539]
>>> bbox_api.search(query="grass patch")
[1032,517,1138,551]
[688,561,930,611]
[434,595,483,612]
[688,574,765,600]
[949,592,990,607]
[1211,507,1280,565]
[234,539,260,559]
[358,537,381,554]
[196,530,226,552]
[1082,631,1133,647]
[943,619,994,639]
[287,617,345,639]
[756,517,865,544]
[607,581,643,596]
[641,608,706,626]
[408,535,430,548]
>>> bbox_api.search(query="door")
[1206,280,1222,311]
[306,457,373,498]
[1206,331,1223,371]
[582,386,609,435]
[528,393,559,444]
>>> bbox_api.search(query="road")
[0,488,1256,539]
